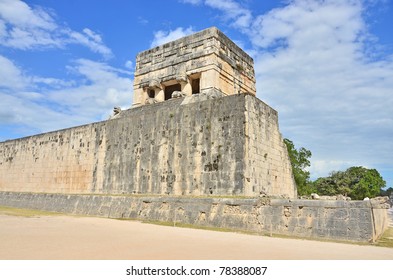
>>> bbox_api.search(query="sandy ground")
[0,214,392,260]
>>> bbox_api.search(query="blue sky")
[0,0,392,188]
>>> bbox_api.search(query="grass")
[0,206,63,217]
[375,228,393,248]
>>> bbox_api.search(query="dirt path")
[0,214,392,260]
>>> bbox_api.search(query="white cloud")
[150,27,195,48]
[0,0,59,49]
[180,0,203,4]
[252,0,393,179]
[0,0,56,30]
[0,56,132,138]
[183,0,252,30]
[0,0,112,57]
[67,29,112,58]
[309,160,359,180]
[82,28,102,43]
[47,59,133,119]
[0,19,7,37]
[125,60,133,70]
[181,0,393,182]
[250,0,365,50]
[137,16,149,25]
[0,91,66,130]
[205,0,252,30]
[31,77,75,88]
[0,55,28,89]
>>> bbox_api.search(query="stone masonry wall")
[0,192,387,242]
[0,124,100,193]
[244,96,297,197]
[0,94,296,197]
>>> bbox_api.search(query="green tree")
[312,171,351,196]
[283,138,314,195]
[314,166,386,200]
[346,167,385,199]
[380,187,393,197]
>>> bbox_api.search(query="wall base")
[0,192,388,243]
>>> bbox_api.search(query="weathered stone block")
[0,94,296,197]
[46,192,318,229]
[133,27,256,106]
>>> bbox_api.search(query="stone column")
[176,74,191,96]
[200,69,219,93]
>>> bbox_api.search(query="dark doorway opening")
[148,89,155,98]
[164,84,181,100]
[192,78,200,94]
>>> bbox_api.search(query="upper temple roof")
[132,27,256,106]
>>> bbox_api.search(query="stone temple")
[0,27,388,242]
[0,27,296,198]
[133,27,255,106]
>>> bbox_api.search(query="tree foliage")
[380,187,393,197]
[283,138,386,200]
[314,166,386,200]
[283,138,314,195]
